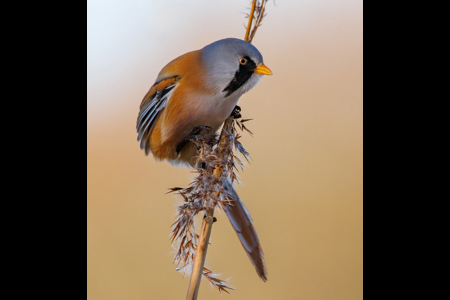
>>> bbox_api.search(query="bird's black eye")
[239,58,248,65]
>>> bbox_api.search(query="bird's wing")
[137,76,180,155]
[222,178,267,281]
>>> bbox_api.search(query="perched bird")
[136,38,272,281]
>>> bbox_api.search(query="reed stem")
[186,208,215,300]
[245,0,257,42]
[184,0,264,295]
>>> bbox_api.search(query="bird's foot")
[189,125,213,137]
[230,105,241,119]
[203,215,217,222]
[176,125,213,154]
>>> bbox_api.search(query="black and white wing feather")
[137,82,176,155]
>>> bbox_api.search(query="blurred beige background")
[87,0,363,299]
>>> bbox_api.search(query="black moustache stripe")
[223,57,256,97]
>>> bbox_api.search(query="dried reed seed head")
[169,117,253,292]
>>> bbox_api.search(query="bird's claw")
[189,125,213,136]
[176,125,213,154]
[231,105,241,119]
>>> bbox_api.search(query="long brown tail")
[222,179,267,281]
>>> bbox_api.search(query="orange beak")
[254,64,273,75]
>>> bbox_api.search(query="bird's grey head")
[201,38,270,97]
